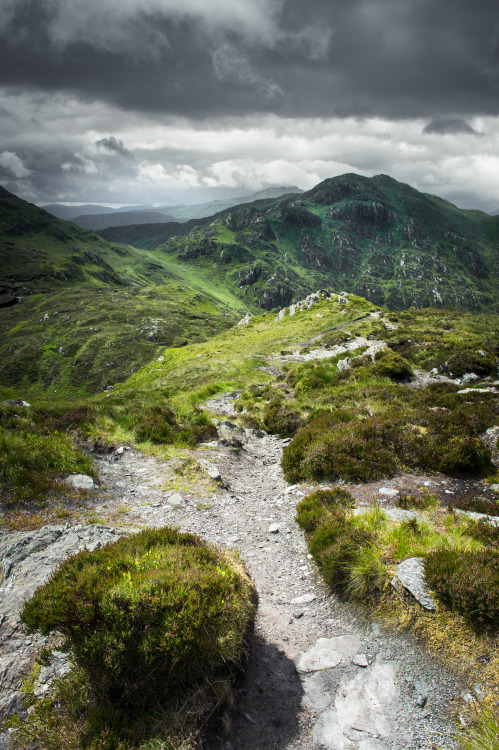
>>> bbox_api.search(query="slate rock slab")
[297,636,360,674]
[312,661,398,750]
[391,557,436,611]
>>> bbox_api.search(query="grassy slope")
[0,186,251,396]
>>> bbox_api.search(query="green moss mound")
[21,528,256,712]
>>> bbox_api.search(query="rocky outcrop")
[0,524,126,718]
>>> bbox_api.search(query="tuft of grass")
[0,426,95,502]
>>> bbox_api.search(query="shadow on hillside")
[202,634,304,750]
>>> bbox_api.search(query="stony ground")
[90,396,468,750]
[3,391,494,749]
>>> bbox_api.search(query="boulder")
[63,474,96,490]
[197,459,222,482]
[391,557,436,611]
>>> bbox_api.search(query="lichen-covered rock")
[391,558,436,611]
[0,524,126,718]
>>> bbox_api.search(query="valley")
[0,176,498,750]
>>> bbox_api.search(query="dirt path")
[88,395,466,750]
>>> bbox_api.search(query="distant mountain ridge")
[43,186,303,231]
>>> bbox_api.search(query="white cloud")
[2,89,499,212]
[0,150,32,178]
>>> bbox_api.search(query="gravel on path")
[89,399,464,750]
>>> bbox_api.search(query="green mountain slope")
[101,173,499,313]
[0,186,247,395]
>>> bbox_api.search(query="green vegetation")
[0,405,95,502]
[19,527,256,749]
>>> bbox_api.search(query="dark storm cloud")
[95,136,132,157]
[0,0,498,119]
[423,118,479,135]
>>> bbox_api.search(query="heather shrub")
[424,548,499,626]
[283,412,398,483]
[133,404,215,445]
[283,400,492,484]
[465,519,499,546]
[21,527,256,710]
[442,350,497,378]
[296,498,385,598]
[0,426,95,500]
[262,399,303,437]
[451,492,499,516]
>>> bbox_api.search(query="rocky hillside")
[101,173,499,313]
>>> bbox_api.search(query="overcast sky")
[0,0,498,211]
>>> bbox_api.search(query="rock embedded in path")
[353,654,369,668]
[63,474,96,490]
[291,592,316,605]
[268,523,280,534]
[167,492,186,507]
[312,661,398,750]
[297,636,361,674]
[391,557,436,611]
[378,487,399,498]
[197,458,222,482]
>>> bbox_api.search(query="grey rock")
[237,313,252,325]
[337,357,351,373]
[353,654,369,668]
[385,508,420,522]
[297,636,361,673]
[461,373,479,384]
[391,558,436,611]
[453,508,499,527]
[3,399,30,407]
[268,523,280,534]
[302,669,339,710]
[167,493,186,507]
[414,679,429,707]
[197,459,222,482]
[291,592,316,605]
[378,487,399,498]
[63,474,95,490]
[34,650,71,698]
[490,484,499,493]
[217,420,246,443]
[312,662,398,749]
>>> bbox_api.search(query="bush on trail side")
[282,403,492,484]
[296,491,388,599]
[425,548,499,627]
[21,527,256,711]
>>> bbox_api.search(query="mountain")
[0,185,245,394]
[100,173,499,313]
[161,186,303,222]
[64,187,303,231]
[71,210,179,231]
